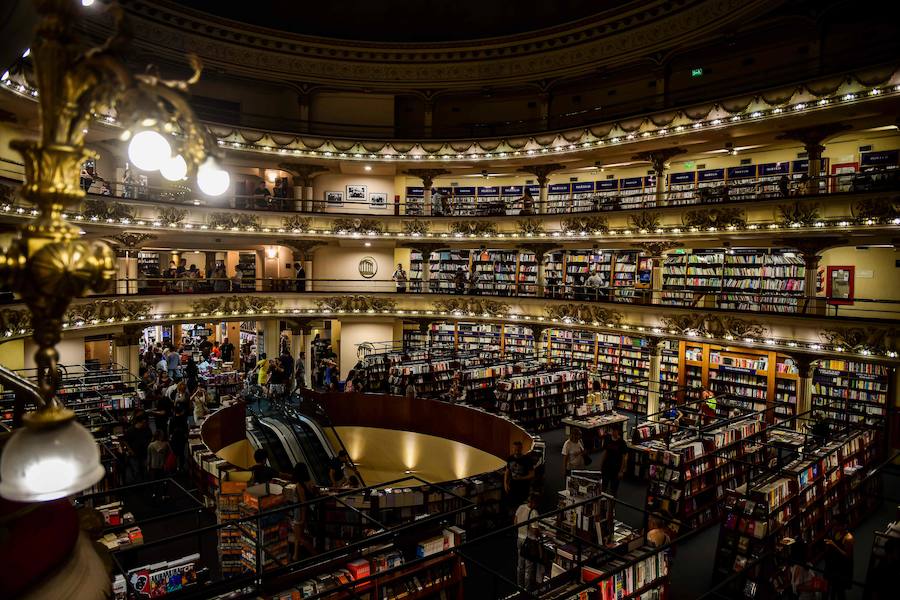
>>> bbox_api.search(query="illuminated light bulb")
[197,157,230,196]
[160,154,187,181]
[82,0,95,6]
[127,130,171,171]
[22,48,30,58]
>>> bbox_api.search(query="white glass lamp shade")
[197,157,230,196]
[0,419,105,502]
[160,154,188,181]
[127,130,171,172]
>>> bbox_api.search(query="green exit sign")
[691,67,704,77]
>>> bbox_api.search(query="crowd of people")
[135,259,306,295]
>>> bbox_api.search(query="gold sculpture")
[0,1,218,442]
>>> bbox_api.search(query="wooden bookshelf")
[495,369,588,431]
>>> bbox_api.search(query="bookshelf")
[544,329,598,370]
[659,340,680,410]
[811,359,889,428]
[713,429,882,590]
[611,251,638,302]
[673,342,800,421]
[429,249,470,294]
[668,171,697,205]
[517,250,539,296]
[451,186,477,216]
[217,480,248,577]
[409,250,424,293]
[596,334,650,414]
[471,248,518,296]
[495,369,588,431]
[547,183,571,213]
[644,416,766,532]
[239,483,291,574]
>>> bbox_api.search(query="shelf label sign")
[572,182,595,192]
[548,183,571,193]
[501,185,523,195]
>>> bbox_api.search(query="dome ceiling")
[167,0,636,43]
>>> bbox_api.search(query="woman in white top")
[562,427,587,475]
[191,385,209,423]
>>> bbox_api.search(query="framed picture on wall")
[369,192,388,208]
[346,184,367,202]
[826,265,854,305]
[325,191,343,205]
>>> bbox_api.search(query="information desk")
[561,413,628,452]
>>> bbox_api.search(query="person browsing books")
[562,428,587,475]
[504,440,535,509]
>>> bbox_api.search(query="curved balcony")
[1,283,897,365]
[1,172,898,245]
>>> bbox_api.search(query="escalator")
[246,411,335,486]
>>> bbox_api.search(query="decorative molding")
[331,218,384,235]
[191,295,278,315]
[634,241,683,257]
[561,215,608,234]
[851,197,900,222]
[278,163,329,187]
[156,206,187,227]
[778,201,820,227]
[629,212,661,232]
[114,0,771,89]
[403,169,450,187]
[278,240,323,259]
[545,304,623,326]
[820,326,898,354]
[82,198,134,221]
[432,298,509,317]
[0,182,16,203]
[0,308,31,334]
[661,314,767,340]
[207,212,261,230]
[516,219,545,236]
[65,299,152,324]
[111,232,155,249]
[450,221,498,236]
[682,207,747,229]
[315,295,397,313]
[402,220,432,236]
[282,215,312,231]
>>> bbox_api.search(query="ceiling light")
[197,157,230,196]
[364,242,371,247]
[364,165,372,171]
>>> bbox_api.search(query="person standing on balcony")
[252,180,271,209]
[392,264,408,293]
[220,337,235,364]
[454,266,468,294]
[431,187,443,216]
[231,267,243,292]
[519,189,535,216]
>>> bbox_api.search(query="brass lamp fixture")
[0,0,228,502]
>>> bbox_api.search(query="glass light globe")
[160,154,188,181]
[0,419,105,502]
[127,130,171,172]
[197,157,230,196]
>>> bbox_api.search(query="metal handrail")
[11,276,896,319]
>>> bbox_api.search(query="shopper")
[504,440,535,510]
[212,265,229,292]
[123,414,152,483]
[184,357,199,394]
[600,427,627,496]
[700,386,717,425]
[295,351,306,390]
[778,174,790,198]
[254,352,270,388]
[344,370,356,392]
[519,189,535,216]
[404,377,416,399]
[152,391,174,434]
[328,456,347,488]
[191,383,209,423]
[431,187,443,216]
[454,266,467,294]
[294,261,306,292]
[147,429,172,482]
[824,516,854,600]
[168,404,189,472]
[269,358,288,404]
[290,462,318,560]
[392,263,408,293]
[249,448,279,485]
[646,513,672,548]
[220,337,235,364]
[562,427,587,475]
[515,493,541,591]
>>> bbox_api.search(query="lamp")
[0,0,226,502]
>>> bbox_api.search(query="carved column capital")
[632,147,686,174]
[401,242,446,256]
[633,241,683,258]
[286,318,316,334]
[403,169,450,189]
[278,239,325,260]
[404,317,436,334]
[776,123,851,148]
[279,163,329,187]
[517,163,563,186]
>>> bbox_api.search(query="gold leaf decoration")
[517,219,545,235]
[157,206,187,226]
[820,326,898,354]
[315,296,397,313]
[432,298,509,317]
[83,198,134,221]
[629,211,661,231]
[65,299,152,324]
[282,215,312,231]
[402,220,431,236]
[0,308,31,335]
[450,221,498,236]
[546,304,623,326]
[207,212,261,230]
[851,197,900,222]
[191,295,277,315]
[778,201,820,227]
[561,216,609,233]
[682,207,747,229]
[331,218,384,235]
